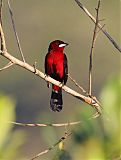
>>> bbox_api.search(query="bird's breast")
[53,52,64,78]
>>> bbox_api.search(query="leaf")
[0,93,16,150]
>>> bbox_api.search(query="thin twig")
[0,0,2,22]
[74,0,121,53]
[0,4,7,53]
[30,132,72,160]
[0,24,7,52]
[68,73,87,94]
[9,109,104,128]
[88,0,100,95]
[0,61,14,71]
[98,18,105,22]
[0,0,3,50]
[68,73,101,109]
[9,121,81,127]
[96,24,105,34]
[7,0,26,62]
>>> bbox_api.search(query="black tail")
[50,89,63,112]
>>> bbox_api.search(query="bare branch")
[9,121,81,127]
[88,0,100,95]
[68,73,87,94]
[7,0,26,62]
[68,73,101,109]
[96,24,105,34]
[74,0,121,53]
[0,61,14,71]
[0,0,2,21]
[30,132,72,160]
[0,23,7,52]
[0,0,3,50]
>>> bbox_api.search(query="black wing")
[63,54,68,85]
[45,53,49,75]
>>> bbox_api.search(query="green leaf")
[0,93,16,150]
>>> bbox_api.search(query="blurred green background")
[0,0,120,160]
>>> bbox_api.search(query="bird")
[45,40,68,112]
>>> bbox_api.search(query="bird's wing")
[63,54,68,85]
[45,53,48,75]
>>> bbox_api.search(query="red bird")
[45,40,68,112]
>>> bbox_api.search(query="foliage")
[71,75,121,160]
[0,93,25,160]
[41,75,120,160]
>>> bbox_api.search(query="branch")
[0,61,14,71]
[7,0,26,62]
[0,22,7,52]
[0,0,3,50]
[88,0,100,95]
[68,73,87,94]
[68,73,101,112]
[30,132,72,160]
[74,0,121,53]
[0,4,13,72]
[0,0,2,22]
[9,121,81,127]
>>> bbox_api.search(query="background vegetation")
[0,0,120,159]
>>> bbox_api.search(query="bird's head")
[48,40,68,52]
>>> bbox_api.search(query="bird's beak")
[59,43,69,48]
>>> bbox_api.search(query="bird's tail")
[50,85,63,112]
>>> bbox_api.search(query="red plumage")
[45,40,68,112]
